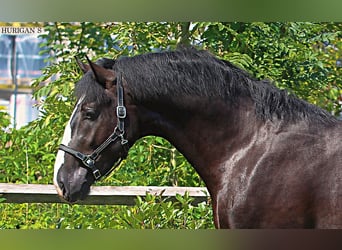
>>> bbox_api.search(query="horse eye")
[83,108,97,120]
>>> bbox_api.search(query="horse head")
[53,57,138,203]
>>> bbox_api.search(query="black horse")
[54,48,341,228]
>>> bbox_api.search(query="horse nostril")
[57,175,66,194]
[58,181,66,195]
[60,184,71,201]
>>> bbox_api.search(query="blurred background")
[0,24,49,129]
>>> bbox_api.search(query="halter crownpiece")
[58,72,129,180]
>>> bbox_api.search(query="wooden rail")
[0,183,209,205]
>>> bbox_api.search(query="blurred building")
[0,34,49,128]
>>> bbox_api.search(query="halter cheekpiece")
[58,72,129,180]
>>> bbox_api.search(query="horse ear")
[75,57,90,73]
[85,56,115,89]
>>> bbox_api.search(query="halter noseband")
[58,73,129,180]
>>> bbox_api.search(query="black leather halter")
[58,73,129,180]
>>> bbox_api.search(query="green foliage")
[106,137,203,187]
[0,195,213,229]
[0,22,341,229]
[111,192,213,229]
[200,22,342,114]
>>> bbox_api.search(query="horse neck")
[135,96,260,188]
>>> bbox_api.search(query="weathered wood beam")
[0,183,209,205]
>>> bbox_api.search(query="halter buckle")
[84,158,95,167]
[117,106,126,119]
[82,158,102,180]
[93,169,102,180]
[121,138,128,145]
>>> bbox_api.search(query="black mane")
[76,48,337,124]
[115,48,336,124]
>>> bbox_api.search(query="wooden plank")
[0,183,209,205]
